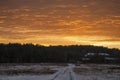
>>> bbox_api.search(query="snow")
[0,64,120,80]
[0,75,53,80]
[75,73,120,80]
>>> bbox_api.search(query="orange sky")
[0,0,120,49]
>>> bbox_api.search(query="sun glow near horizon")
[0,0,120,49]
[0,35,119,49]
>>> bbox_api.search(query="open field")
[0,63,120,80]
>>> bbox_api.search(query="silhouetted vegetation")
[0,43,120,63]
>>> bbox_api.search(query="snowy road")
[0,64,120,80]
[50,64,75,80]
[0,64,76,80]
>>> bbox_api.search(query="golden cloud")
[0,0,120,49]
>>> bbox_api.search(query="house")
[82,52,118,63]
[84,53,109,57]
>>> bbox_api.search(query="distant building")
[82,53,118,63]
[84,53,109,57]
[82,58,90,61]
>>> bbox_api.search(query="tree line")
[0,43,120,63]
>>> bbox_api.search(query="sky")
[0,0,120,49]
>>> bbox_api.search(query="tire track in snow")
[69,70,73,80]
[50,64,75,80]
[68,64,75,80]
[50,67,67,80]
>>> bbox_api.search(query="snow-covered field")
[74,64,120,80]
[0,63,120,80]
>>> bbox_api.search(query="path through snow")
[0,64,120,80]
[50,64,76,80]
[0,64,76,80]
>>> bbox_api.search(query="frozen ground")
[0,63,120,80]
[75,64,120,80]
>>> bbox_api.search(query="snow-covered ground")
[0,63,120,80]
[75,64,120,80]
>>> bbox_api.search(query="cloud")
[0,0,120,48]
[0,20,4,24]
[94,39,120,42]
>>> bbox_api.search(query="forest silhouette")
[0,43,120,63]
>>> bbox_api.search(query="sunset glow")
[0,0,120,49]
